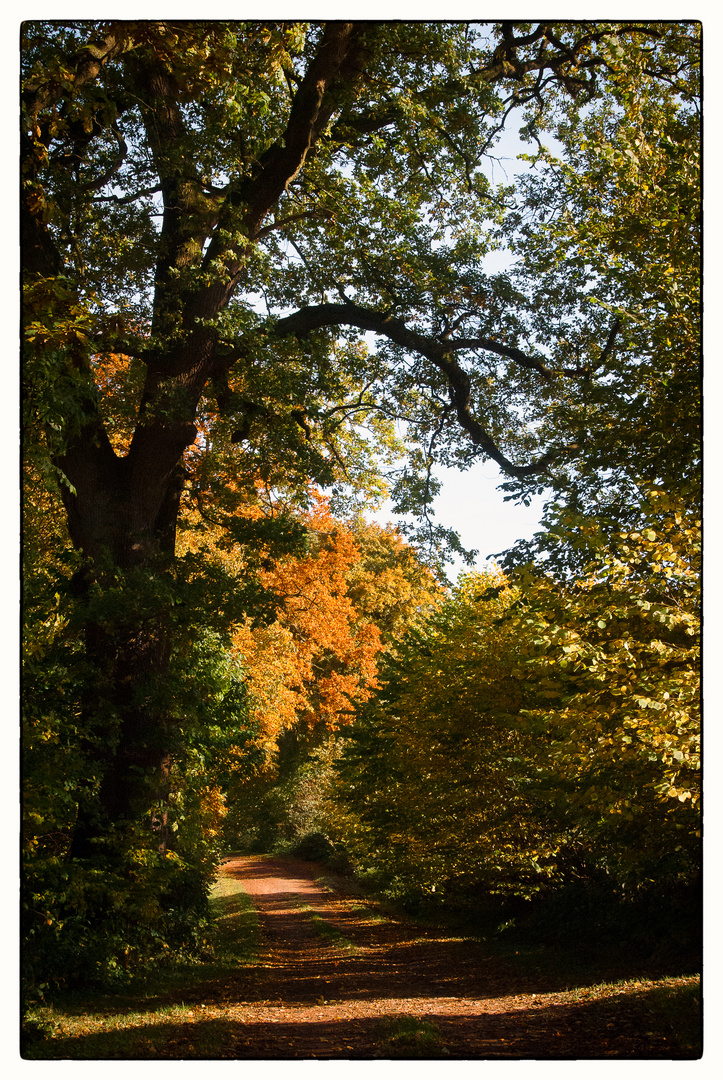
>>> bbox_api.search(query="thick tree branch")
[598,318,623,368]
[23,26,131,121]
[446,336,554,379]
[275,302,558,478]
[242,22,368,238]
[189,23,372,323]
[135,57,218,331]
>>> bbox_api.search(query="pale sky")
[371,459,548,577]
[369,103,552,575]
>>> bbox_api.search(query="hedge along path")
[203,854,692,1059]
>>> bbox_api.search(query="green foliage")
[498,25,700,556]
[223,733,349,857]
[22,876,262,1059]
[330,511,699,912]
[23,22,699,543]
[507,495,700,890]
[22,550,260,991]
[331,570,548,904]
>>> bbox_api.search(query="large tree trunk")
[69,623,175,860]
[59,432,190,860]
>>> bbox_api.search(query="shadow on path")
[36,854,698,1059]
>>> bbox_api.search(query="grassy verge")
[551,975,702,1057]
[209,867,262,966]
[350,901,390,922]
[376,1016,448,1058]
[297,902,359,953]
[22,871,261,1060]
[314,866,702,1057]
[639,978,702,1056]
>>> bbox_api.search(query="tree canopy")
[22,20,700,990]
[23,21,699,547]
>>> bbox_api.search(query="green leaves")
[497,25,699,548]
[330,570,551,901]
[23,21,700,540]
[330,492,699,906]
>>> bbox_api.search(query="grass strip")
[377,1016,448,1058]
[22,872,261,1060]
[297,903,359,953]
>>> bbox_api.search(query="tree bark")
[62,445,186,860]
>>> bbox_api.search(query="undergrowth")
[21,868,260,1059]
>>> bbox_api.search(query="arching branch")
[274,302,561,478]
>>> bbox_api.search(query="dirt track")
[197,854,684,1059]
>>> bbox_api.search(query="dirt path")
[181,854,687,1059]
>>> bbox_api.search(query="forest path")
[190,854,681,1059]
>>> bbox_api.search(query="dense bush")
[22,563,259,991]
[328,516,700,922]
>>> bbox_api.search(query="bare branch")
[256,210,330,240]
[559,319,622,377]
[93,183,162,205]
[81,124,128,192]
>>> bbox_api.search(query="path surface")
[186,854,682,1059]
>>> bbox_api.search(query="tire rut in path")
[211,854,677,1059]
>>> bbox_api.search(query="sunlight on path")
[29,856,699,1059]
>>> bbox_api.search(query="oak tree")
[22,20,700,958]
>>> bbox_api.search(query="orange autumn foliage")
[232,498,382,752]
[178,490,404,758]
[89,351,144,454]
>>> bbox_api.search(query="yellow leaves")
[24,189,46,217]
[198,784,228,840]
[664,784,695,803]
[503,499,699,856]
[232,619,304,744]
[633,695,664,711]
